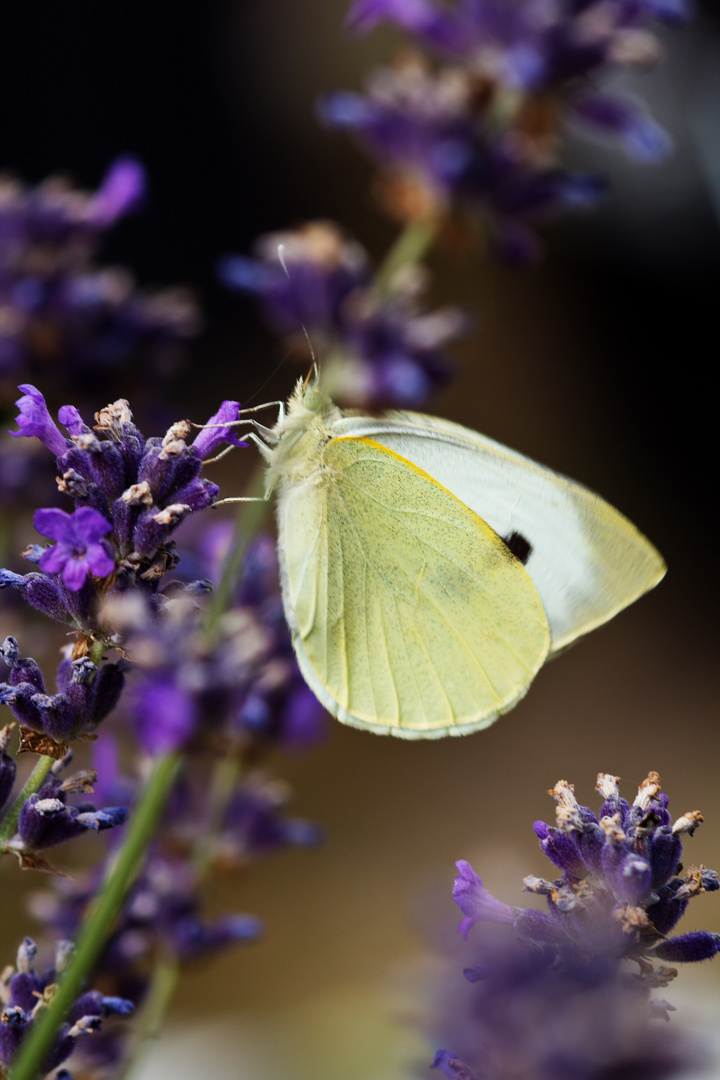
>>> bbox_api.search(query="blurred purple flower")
[90,157,146,226]
[0,937,133,1073]
[347,0,691,72]
[221,221,465,407]
[458,773,720,966]
[321,55,605,259]
[425,772,717,1080]
[0,159,199,402]
[322,0,688,257]
[34,506,115,591]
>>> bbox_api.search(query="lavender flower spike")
[453,860,515,940]
[191,400,246,460]
[34,507,115,591]
[9,385,69,457]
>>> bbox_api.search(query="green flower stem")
[117,955,180,1080]
[8,751,182,1080]
[205,465,270,639]
[372,219,439,300]
[193,751,243,875]
[89,639,108,666]
[0,755,55,851]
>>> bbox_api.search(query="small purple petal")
[58,405,88,438]
[191,401,246,459]
[38,545,70,576]
[61,556,91,591]
[101,996,135,1017]
[76,806,129,831]
[91,157,147,225]
[72,506,115,543]
[453,860,514,939]
[654,932,720,963]
[0,569,27,589]
[9,385,68,458]
[34,508,75,542]
[85,543,115,579]
[572,95,672,162]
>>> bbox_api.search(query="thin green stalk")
[0,755,55,851]
[205,466,270,639]
[372,219,439,300]
[117,956,180,1080]
[9,751,182,1080]
[193,752,243,875]
[88,639,108,666]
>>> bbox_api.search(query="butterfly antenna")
[242,345,294,407]
[277,243,319,389]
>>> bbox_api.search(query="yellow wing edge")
[288,621,540,739]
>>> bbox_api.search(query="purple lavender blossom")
[107,536,326,754]
[453,860,514,939]
[0,937,133,1074]
[426,773,719,1080]
[220,221,465,407]
[32,852,261,993]
[190,399,245,459]
[7,754,128,855]
[322,0,688,258]
[456,773,720,968]
[221,773,323,861]
[321,55,605,261]
[0,160,199,393]
[34,507,115,591]
[428,932,703,1080]
[17,793,128,851]
[198,529,328,751]
[0,637,124,743]
[347,0,691,77]
[28,746,319,1013]
[2,391,244,631]
[8,385,69,457]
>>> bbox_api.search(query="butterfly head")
[265,378,342,493]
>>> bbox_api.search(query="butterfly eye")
[303,389,327,412]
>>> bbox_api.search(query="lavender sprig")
[429,772,718,1079]
[221,220,466,408]
[0,159,198,391]
[0,381,325,1078]
[319,0,689,261]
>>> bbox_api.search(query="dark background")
[2,3,720,1077]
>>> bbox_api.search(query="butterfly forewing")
[277,436,550,737]
[332,413,665,651]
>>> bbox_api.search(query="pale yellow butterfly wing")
[276,436,550,737]
[331,413,666,652]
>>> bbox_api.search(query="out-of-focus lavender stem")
[372,219,438,299]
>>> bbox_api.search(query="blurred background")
[2,1,720,1077]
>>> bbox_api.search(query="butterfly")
[242,378,665,739]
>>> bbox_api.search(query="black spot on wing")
[503,530,533,565]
